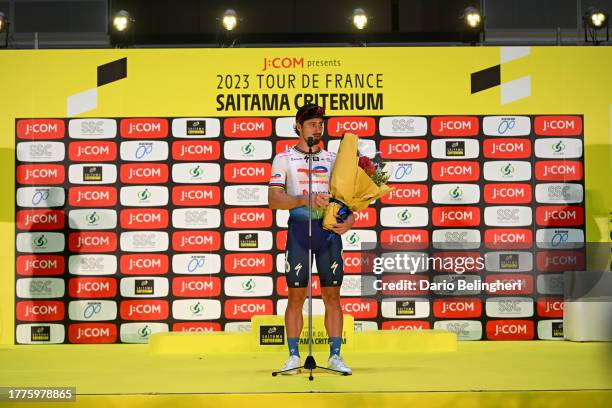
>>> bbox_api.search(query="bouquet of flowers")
[357,154,390,187]
[322,133,394,232]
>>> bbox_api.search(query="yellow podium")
[251,314,355,353]
[148,315,456,354]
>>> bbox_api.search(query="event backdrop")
[1,47,611,345]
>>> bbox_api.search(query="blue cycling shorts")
[284,217,344,288]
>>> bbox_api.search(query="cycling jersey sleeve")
[269,154,287,190]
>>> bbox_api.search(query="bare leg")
[321,286,343,337]
[285,288,308,337]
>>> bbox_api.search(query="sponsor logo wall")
[15,115,584,343]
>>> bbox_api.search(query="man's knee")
[287,289,307,309]
[321,287,341,304]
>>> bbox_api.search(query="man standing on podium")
[268,103,354,375]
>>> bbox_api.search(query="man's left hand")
[331,214,355,235]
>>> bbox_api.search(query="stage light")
[222,9,238,31]
[0,12,7,33]
[0,12,9,48]
[351,8,368,30]
[110,10,134,48]
[460,6,485,45]
[217,9,241,47]
[591,11,607,27]
[462,7,482,30]
[112,10,132,33]
[585,7,608,28]
[583,7,609,44]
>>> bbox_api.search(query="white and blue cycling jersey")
[269,145,336,221]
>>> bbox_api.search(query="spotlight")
[462,7,483,30]
[0,12,7,33]
[351,8,368,30]
[583,7,609,44]
[112,10,132,33]
[221,9,238,31]
[110,10,135,48]
[460,6,485,45]
[0,12,9,48]
[585,7,608,28]
[217,9,241,47]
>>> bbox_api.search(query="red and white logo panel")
[431,116,479,136]
[327,117,376,137]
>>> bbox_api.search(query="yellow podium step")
[354,329,457,352]
[148,331,251,354]
[148,316,457,354]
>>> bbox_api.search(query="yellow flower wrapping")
[323,133,394,231]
